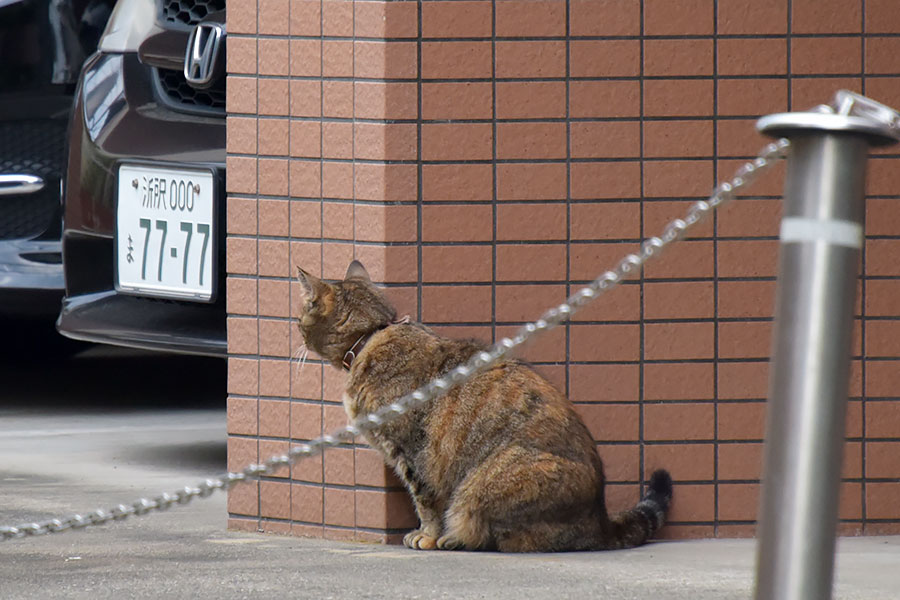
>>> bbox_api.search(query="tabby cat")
[296,261,673,552]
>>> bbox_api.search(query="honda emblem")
[184,23,225,88]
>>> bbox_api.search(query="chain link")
[0,138,790,542]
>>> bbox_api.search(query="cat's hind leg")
[440,446,600,552]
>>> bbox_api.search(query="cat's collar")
[342,315,410,370]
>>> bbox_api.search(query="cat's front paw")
[403,529,437,550]
[436,534,466,551]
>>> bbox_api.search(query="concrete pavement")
[1,348,897,599]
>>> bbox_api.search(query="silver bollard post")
[754,91,900,600]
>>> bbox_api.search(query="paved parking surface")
[1,343,898,599]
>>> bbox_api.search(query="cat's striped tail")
[606,469,673,549]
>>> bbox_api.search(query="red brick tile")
[571,282,641,323]
[356,490,418,530]
[495,244,567,282]
[354,122,417,161]
[643,160,714,198]
[357,163,418,202]
[792,0,861,34]
[717,79,788,117]
[259,319,292,358]
[227,237,257,275]
[258,0,288,34]
[645,443,715,481]
[226,276,257,316]
[865,482,900,520]
[423,164,492,202]
[228,196,257,236]
[227,116,257,155]
[421,285,493,323]
[644,322,715,361]
[718,402,766,441]
[321,161,352,199]
[355,447,404,488]
[866,0,900,34]
[718,321,773,360]
[322,0,352,36]
[229,0,258,34]
[570,0,640,36]
[227,397,258,435]
[570,364,640,404]
[226,156,257,195]
[570,162,641,200]
[866,401,900,438]
[718,443,763,480]
[644,281,714,319]
[422,245,493,283]
[644,39,714,77]
[258,79,289,117]
[570,81,641,118]
[228,37,257,75]
[496,81,565,120]
[718,0,787,35]
[571,121,641,159]
[322,39,353,77]
[422,204,492,243]
[354,82,417,120]
[422,123,492,161]
[570,323,640,362]
[718,483,759,522]
[227,76,257,114]
[227,435,258,475]
[494,284,566,323]
[792,37,861,75]
[569,242,639,281]
[498,163,568,201]
[644,120,714,159]
[258,239,290,277]
[227,480,259,517]
[497,204,566,242]
[323,487,355,527]
[718,281,776,319]
[644,79,714,117]
[421,1,492,38]
[570,202,641,241]
[290,39,321,77]
[422,82,492,120]
[355,1,418,38]
[227,315,257,356]
[498,122,567,160]
[644,403,715,441]
[644,0,714,35]
[289,80,321,118]
[574,404,640,442]
[259,39,289,76]
[717,198,781,237]
[643,200,714,239]
[495,41,566,78]
[643,363,715,401]
[496,0,565,37]
[291,483,323,524]
[596,444,641,482]
[718,361,769,401]
[667,484,716,522]
[643,240,715,279]
[718,240,778,278]
[355,41,418,79]
[259,198,290,237]
[570,40,641,78]
[717,38,787,77]
[422,41,492,79]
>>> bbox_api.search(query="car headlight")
[98,0,164,53]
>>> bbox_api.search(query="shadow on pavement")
[0,320,225,412]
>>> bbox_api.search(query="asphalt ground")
[1,343,897,599]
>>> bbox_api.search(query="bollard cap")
[758,90,900,147]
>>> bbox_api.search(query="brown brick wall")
[225,0,900,541]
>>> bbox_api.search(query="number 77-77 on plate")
[115,164,216,302]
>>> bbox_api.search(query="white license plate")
[116,165,215,302]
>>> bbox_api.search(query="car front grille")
[0,119,65,240]
[154,68,226,114]
[161,0,226,26]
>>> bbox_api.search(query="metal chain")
[0,138,791,542]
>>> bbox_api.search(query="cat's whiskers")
[293,343,310,376]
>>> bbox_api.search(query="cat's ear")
[345,260,371,282]
[297,267,324,300]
